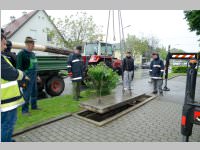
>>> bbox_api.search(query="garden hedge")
[172,66,187,73]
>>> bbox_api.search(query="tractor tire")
[45,76,65,97]
[116,67,122,75]
[105,59,112,68]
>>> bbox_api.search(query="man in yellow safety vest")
[1,31,29,142]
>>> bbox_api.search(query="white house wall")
[9,11,64,56]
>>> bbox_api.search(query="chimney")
[22,11,27,16]
[10,16,15,22]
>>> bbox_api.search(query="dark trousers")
[72,82,81,99]
[1,108,17,142]
[22,71,38,113]
[152,79,163,93]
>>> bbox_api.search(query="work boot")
[22,112,31,116]
[73,97,79,101]
[152,91,158,94]
[124,88,128,91]
[128,87,133,90]
[32,107,42,111]
[11,139,16,142]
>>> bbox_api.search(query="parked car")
[134,64,139,70]
[141,62,150,69]
[173,62,182,66]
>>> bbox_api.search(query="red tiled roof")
[4,10,39,38]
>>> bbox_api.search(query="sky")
[1,10,200,52]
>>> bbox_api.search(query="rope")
[118,10,124,91]
[113,10,116,41]
[119,10,126,51]
[105,10,111,63]
[118,10,123,61]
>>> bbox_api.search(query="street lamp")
[123,25,131,30]
[122,24,131,44]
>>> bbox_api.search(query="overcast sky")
[1,10,200,52]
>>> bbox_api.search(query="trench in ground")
[77,94,151,122]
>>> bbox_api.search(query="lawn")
[168,72,200,79]
[168,72,187,79]
[15,90,96,133]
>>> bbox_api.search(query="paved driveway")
[15,76,200,142]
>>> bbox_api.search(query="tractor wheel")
[45,76,65,96]
[116,67,122,75]
[105,59,112,68]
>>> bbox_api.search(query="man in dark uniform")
[67,46,84,101]
[2,40,17,67]
[149,52,164,95]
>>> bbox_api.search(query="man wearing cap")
[17,37,41,115]
[2,40,17,68]
[149,52,164,95]
[122,50,135,91]
[67,46,84,101]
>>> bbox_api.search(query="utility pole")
[163,45,171,91]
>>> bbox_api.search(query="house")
[3,10,65,55]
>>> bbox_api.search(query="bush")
[172,66,187,73]
[86,62,119,96]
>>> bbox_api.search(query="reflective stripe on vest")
[1,56,25,112]
[72,77,82,80]
[1,97,24,112]
[1,80,18,88]
[72,59,80,63]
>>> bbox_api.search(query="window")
[101,43,113,56]
[30,29,37,41]
[84,43,98,55]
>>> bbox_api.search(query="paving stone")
[14,76,200,142]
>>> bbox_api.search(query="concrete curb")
[168,75,182,80]
[74,93,157,127]
[13,113,72,137]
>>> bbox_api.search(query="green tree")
[46,12,103,49]
[125,34,149,55]
[142,36,160,60]
[147,36,159,50]
[184,10,200,36]
[170,48,185,53]
[156,47,167,60]
[86,63,119,96]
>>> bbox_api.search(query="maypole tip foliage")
[86,62,119,96]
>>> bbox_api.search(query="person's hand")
[68,72,73,77]
[161,73,164,79]
[131,74,134,80]
[25,76,30,81]
[37,76,42,82]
